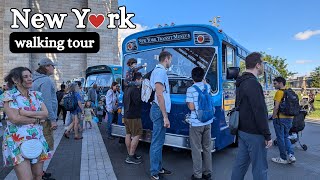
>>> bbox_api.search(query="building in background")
[0,0,119,86]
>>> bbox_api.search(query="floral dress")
[0,88,52,167]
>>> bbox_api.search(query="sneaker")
[191,175,203,180]
[271,157,288,164]
[159,168,172,175]
[151,174,159,180]
[288,154,296,163]
[134,154,142,160]
[125,156,142,165]
[202,173,212,180]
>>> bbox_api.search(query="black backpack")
[291,110,307,132]
[62,92,78,111]
[279,89,300,116]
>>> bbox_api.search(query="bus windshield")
[85,73,113,88]
[123,47,217,92]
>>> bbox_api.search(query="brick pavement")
[0,120,117,180]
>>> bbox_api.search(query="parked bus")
[84,65,122,99]
[113,24,278,151]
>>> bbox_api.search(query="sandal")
[64,131,69,139]
[74,137,83,140]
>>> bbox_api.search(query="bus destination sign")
[138,32,191,46]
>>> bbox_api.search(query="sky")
[118,0,320,76]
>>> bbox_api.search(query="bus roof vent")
[193,31,213,45]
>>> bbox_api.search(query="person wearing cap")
[32,58,57,180]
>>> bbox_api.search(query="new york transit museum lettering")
[138,32,191,45]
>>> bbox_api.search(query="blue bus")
[84,65,122,99]
[113,24,278,151]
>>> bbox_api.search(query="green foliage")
[260,52,296,78]
[310,66,320,88]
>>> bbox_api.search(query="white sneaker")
[272,157,288,164]
[288,154,296,164]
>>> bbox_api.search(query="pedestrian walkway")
[0,120,116,180]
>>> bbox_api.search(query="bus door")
[222,43,237,128]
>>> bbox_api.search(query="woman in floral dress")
[0,67,51,180]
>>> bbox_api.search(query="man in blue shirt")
[186,67,213,180]
[149,51,173,180]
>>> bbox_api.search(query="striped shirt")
[186,82,214,127]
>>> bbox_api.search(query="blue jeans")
[231,131,268,180]
[149,104,166,176]
[107,112,114,137]
[273,118,294,160]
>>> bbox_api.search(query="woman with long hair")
[0,67,51,180]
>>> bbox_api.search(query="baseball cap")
[38,58,57,66]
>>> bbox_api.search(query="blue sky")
[119,0,320,76]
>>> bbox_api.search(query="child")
[124,58,147,88]
[83,101,95,129]
[96,100,106,124]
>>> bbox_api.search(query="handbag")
[93,116,99,123]
[228,87,242,135]
[20,139,43,159]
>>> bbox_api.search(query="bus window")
[222,44,235,74]
[226,46,235,68]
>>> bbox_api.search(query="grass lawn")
[307,95,320,119]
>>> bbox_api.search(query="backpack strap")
[192,84,204,94]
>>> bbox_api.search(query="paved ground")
[101,120,320,180]
[0,119,319,180]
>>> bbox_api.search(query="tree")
[311,66,320,88]
[260,52,296,78]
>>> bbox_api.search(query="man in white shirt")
[149,51,173,180]
[186,67,213,180]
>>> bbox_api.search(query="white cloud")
[295,60,313,64]
[118,24,149,46]
[294,30,320,40]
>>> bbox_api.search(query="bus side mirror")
[227,67,240,80]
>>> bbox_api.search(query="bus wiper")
[167,73,191,79]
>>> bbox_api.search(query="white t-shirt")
[150,64,171,113]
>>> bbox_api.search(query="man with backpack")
[271,77,298,164]
[231,52,272,180]
[186,67,214,180]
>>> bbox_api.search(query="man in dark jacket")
[56,83,67,124]
[123,72,143,165]
[231,52,272,180]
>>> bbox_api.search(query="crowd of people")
[0,51,317,180]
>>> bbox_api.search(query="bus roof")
[85,64,122,78]
[122,24,250,56]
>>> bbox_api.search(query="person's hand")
[18,108,29,116]
[51,121,58,130]
[265,140,272,148]
[142,64,147,68]
[164,117,170,128]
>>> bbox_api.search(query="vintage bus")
[113,24,278,151]
[84,65,122,99]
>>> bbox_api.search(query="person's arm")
[105,90,113,112]
[39,80,56,122]
[272,90,283,119]
[19,103,48,119]
[186,87,195,111]
[91,109,96,116]
[133,66,144,72]
[3,102,38,125]
[246,81,271,141]
[155,82,170,128]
